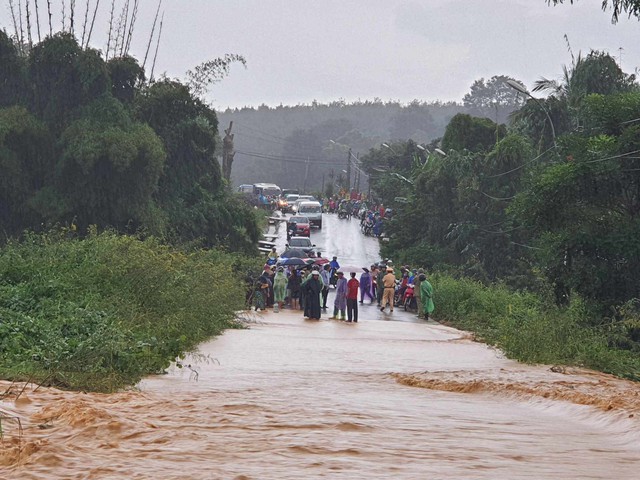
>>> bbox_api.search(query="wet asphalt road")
[272,210,425,324]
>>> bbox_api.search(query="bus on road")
[253,183,282,197]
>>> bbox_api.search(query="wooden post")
[222,121,235,182]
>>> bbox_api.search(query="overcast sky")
[4,1,639,109]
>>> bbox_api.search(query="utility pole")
[355,152,360,193]
[346,148,352,196]
[222,121,235,183]
[303,156,310,193]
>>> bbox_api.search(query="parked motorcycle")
[361,218,374,236]
[403,284,417,312]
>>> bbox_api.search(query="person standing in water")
[287,268,301,310]
[376,266,385,307]
[272,267,287,313]
[419,273,435,321]
[414,268,424,318]
[346,272,360,322]
[331,271,347,320]
[380,267,396,313]
[254,268,271,312]
[304,270,323,320]
[320,264,331,310]
[359,267,374,304]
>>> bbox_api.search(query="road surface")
[2,210,640,479]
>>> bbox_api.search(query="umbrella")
[278,257,308,266]
[281,249,307,258]
[313,258,330,265]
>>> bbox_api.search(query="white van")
[297,201,323,228]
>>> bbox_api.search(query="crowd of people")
[248,188,434,322]
[249,259,434,323]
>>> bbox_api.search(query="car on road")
[286,236,320,256]
[287,216,311,237]
[280,194,299,213]
[297,201,323,228]
[291,195,317,214]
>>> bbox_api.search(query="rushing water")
[2,214,640,479]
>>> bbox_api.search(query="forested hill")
[218,75,526,192]
[218,98,492,191]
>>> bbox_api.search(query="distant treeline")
[219,76,525,193]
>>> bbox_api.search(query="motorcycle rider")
[267,247,278,266]
[329,256,340,287]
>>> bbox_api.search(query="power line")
[486,145,557,178]
[233,131,292,147]
[480,191,517,201]
[235,150,346,166]
[233,122,315,150]
[584,149,640,164]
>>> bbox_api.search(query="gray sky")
[4,1,640,108]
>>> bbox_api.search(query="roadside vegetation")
[0,20,262,392]
[0,229,260,392]
[362,49,640,381]
[432,273,640,381]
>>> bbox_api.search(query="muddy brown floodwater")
[2,309,640,479]
[3,215,640,478]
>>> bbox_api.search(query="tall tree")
[463,75,526,124]
[135,79,221,202]
[441,114,506,153]
[27,33,109,130]
[57,96,166,231]
[546,0,640,23]
[0,30,26,108]
[0,106,53,236]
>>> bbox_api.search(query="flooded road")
[2,212,640,479]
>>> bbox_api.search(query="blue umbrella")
[279,257,308,266]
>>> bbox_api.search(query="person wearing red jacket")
[346,272,360,322]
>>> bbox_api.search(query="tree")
[28,33,109,130]
[441,114,506,153]
[510,92,640,307]
[546,0,640,23]
[389,101,436,141]
[0,30,26,108]
[533,51,635,119]
[134,78,259,250]
[512,50,636,150]
[186,54,247,97]
[463,75,526,124]
[57,97,166,231]
[0,106,53,236]
[135,79,222,202]
[107,56,146,104]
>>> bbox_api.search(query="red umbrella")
[313,258,330,265]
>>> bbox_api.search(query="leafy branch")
[186,54,247,97]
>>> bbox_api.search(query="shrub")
[431,272,640,380]
[0,229,254,391]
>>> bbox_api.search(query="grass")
[431,272,640,381]
[0,228,260,392]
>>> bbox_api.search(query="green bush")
[431,272,640,380]
[0,229,255,391]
